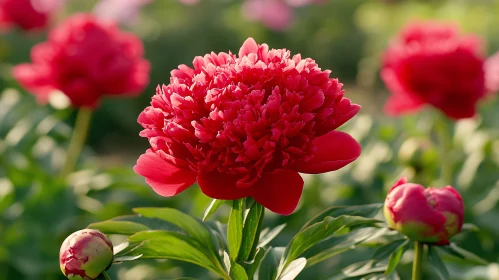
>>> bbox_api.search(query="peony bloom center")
[136,38,361,215]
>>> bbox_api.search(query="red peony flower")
[381,21,486,120]
[13,13,150,108]
[0,0,62,31]
[384,178,464,245]
[485,51,499,93]
[134,38,361,215]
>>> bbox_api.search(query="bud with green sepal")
[60,229,114,280]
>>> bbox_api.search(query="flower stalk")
[434,113,453,185]
[412,241,424,280]
[60,107,92,178]
[97,271,112,280]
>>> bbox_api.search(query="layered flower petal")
[292,131,361,174]
[251,169,304,215]
[134,151,196,196]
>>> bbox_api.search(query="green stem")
[97,271,112,280]
[412,241,424,280]
[248,206,264,261]
[60,107,93,179]
[434,114,453,184]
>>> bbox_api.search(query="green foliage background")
[0,0,498,279]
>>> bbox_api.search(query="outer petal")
[251,169,304,215]
[133,151,196,196]
[238,37,259,57]
[198,171,252,200]
[384,94,424,116]
[292,131,361,174]
[13,63,53,103]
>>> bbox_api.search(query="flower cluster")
[13,13,150,108]
[135,37,361,215]
[381,21,486,120]
[384,178,464,245]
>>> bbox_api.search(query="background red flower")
[0,0,63,31]
[134,38,361,215]
[381,21,486,119]
[13,13,150,108]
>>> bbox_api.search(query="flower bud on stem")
[60,107,92,179]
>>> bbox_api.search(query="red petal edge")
[251,169,304,216]
[133,151,197,196]
[292,131,361,174]
[198,170,252,200]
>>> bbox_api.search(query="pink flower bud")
[60,229,113,280]
[383,178,464,245]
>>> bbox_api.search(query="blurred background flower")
[13,13,150,108]
[93,0,152,25]
[381,21,486,119]
[0,0,64,31]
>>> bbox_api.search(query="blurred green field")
[1,0,499,279]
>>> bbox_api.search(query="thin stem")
[412,241,424,280]
[60,107,93,179]
[97,271,112,280]
[248,204,265,261]
[434,113,453,184]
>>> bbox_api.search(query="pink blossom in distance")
[94,0,153,24]
[485,51,499,93]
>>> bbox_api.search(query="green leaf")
[243,247,268,279]
[302,204,382,229]
[330,260,387,280]
[259,224,286,248]
[133,207,215,251]
[438,243,488,266]
[372,239,407,263]
[238,202,264,262]
[230,262,248,280]
[305,227,387,267]
[112,254,143,263]
[461,223,479,232]
[125,231,227,278]
[203,199,224,221]
[228,199,244,260]
[428,246,449,280]
[87,221,150,235]
[285,215,380,267]
[278,258,306,280]
[385,240,410,275]
[258,247,285,280]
